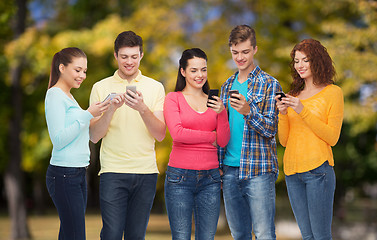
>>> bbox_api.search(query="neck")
[54,81,71,94]
[238,64,255,83]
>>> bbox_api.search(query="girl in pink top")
[164,48,230,239]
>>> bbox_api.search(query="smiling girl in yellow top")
[275,39,344,240]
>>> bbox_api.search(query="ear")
[114,51,118,60]
[180,67,186,77]
[140,52,144,60]
[253,46,258,55]
[59,64,65,73]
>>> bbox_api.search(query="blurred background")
[0,0,376,239]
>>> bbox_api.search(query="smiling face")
[181,57,207,91]
[230,39,258,74]
[59,57,87,90]
[115,46,143,80]
[294,50,313,81]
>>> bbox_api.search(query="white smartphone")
[102,93,117,103]
[126,85,137,98]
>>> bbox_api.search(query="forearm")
[89,110,115,143]
[245,106,278,138]
[139,107,166,142]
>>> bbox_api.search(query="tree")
[3,0,31,238]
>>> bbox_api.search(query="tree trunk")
[4,0,31,239]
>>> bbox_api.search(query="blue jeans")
[221,165,277,240]
[285,161,335,240]
[164,166,221,240]
[99,172,157,240]
[46,164,87,240]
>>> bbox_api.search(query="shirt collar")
[113,70,142,83]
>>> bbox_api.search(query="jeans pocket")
[210,170,221,183]
[308,161,329,176]
[46,175,56,197]
[166,171,184,184]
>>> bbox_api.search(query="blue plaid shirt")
[219,66,282,180]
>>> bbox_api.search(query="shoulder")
[140,75,164,88]
[166,91,180,100]
[92,75,114,89]
[326,84,343,94]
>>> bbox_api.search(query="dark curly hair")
[289,39,336,96]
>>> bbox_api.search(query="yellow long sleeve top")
[278,84,344,176]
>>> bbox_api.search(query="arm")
[215,109,230,147]
[298,90,344,146]
[164,93,216,144]
[244,80,282,138]
[90,95,125,143]
[125,88,166,142]
[277,113,289,147]
[46,92,92,150]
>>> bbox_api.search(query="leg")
[194,169,221,240]
[164,167,194,240]
[99,173,129,240]
[221,166,252,240]
[286,174,314,240]
[306,162,335,240]
[124,174,158,240]
[244,172,277,240]
[46,165,87,240]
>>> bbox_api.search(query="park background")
[0,0,376,239]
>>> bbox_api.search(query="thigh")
[244,173,276,240]
[305,162,335,240]
[125,174,158,240]
[221,166,252,240]
[286,174,313,239]
[165,168,194,240]
[99,173,129,240]
[194,169,221,240]
[46,165,87,240]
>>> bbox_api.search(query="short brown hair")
[114,31,143,55]
[228,25,256,47]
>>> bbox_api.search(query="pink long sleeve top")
[164,91,230,170]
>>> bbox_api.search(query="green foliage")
[1,0,376,207]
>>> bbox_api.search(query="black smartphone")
[126,85,137,98]
[102,93,117,103]
[229,90,240,100]
[207,89,219,106]
[276,92,286,101]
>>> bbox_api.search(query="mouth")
[124,65,134,71]
[195,79,205,84]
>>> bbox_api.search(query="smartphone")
[102,93,117,103]
[276,92,286,101]
[229,90,240,100]
[126,85,137,98]
[207,89,219,107]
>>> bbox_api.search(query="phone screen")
[102,93,117,103]
[207,89,219,107]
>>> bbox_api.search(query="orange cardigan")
[278,84,344,175]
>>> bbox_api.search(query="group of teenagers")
[44,24,344,240]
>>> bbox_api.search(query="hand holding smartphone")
[275,92,286,101]
[126,85,137,98]
[102,93,117,103]
[207,89,219,107]
[229,90,240,100]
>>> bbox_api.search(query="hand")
[280,94,304,114]
[124,90,148,113]
[108,94,125,112]
[87,100,110,117]
[212,130,217,147]
[207,96,225,114]
[274,95,288,115]
[229,93,250,116]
